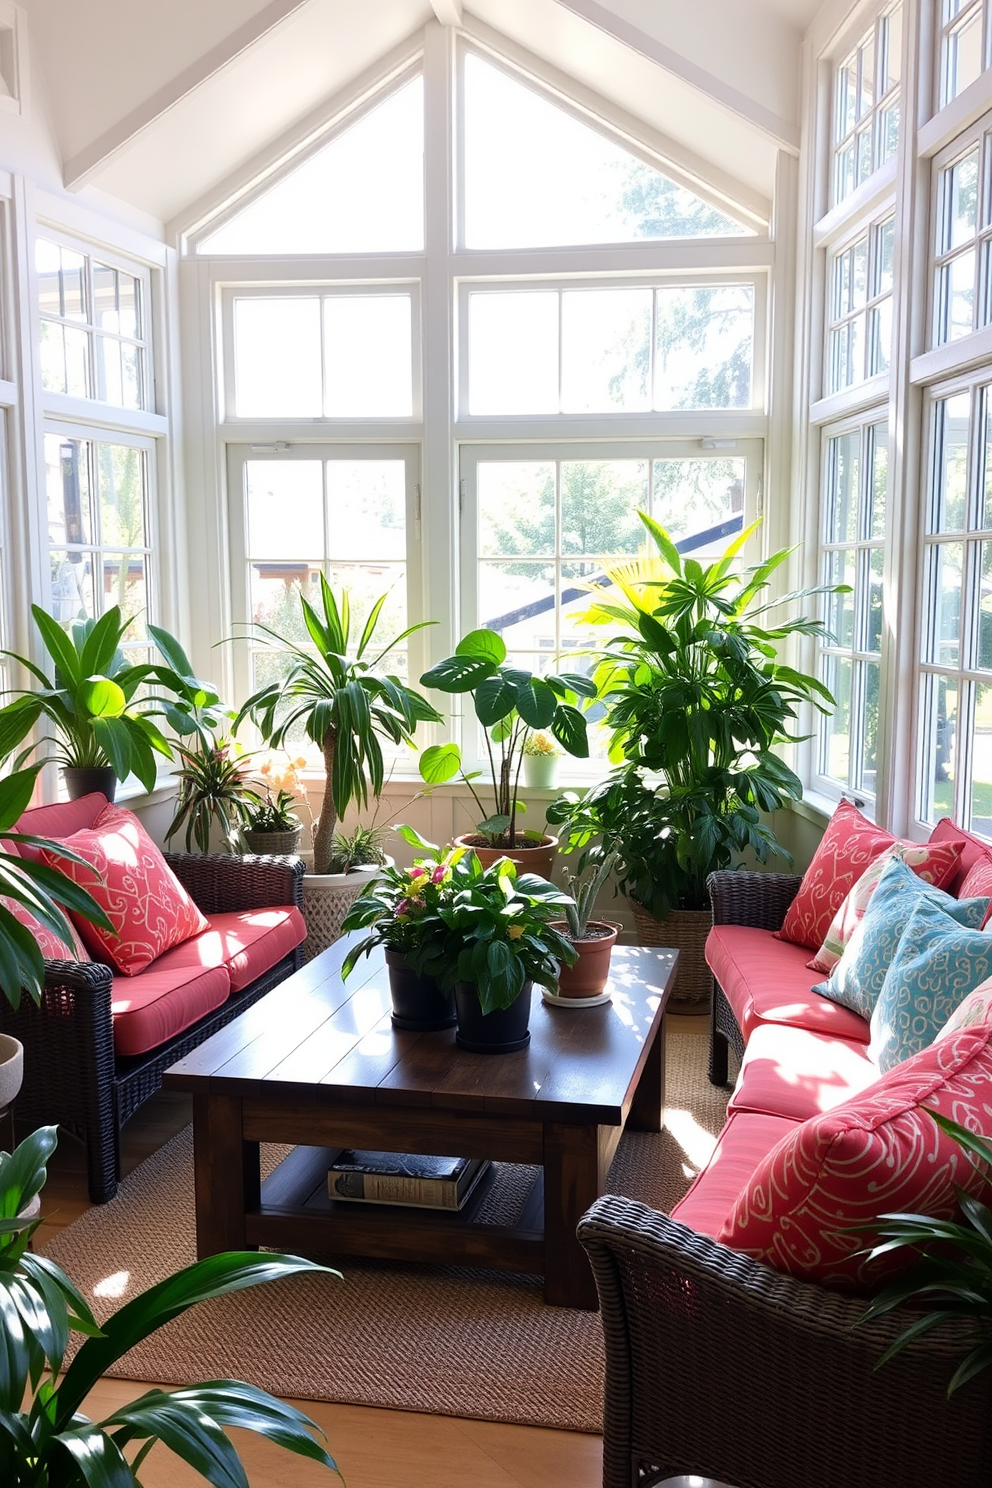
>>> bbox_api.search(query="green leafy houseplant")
[0,1124,341,1486]
[244,787,300,834]
[390,847,577,1013]
[164,737,261,854]
[578,515,840,915]
[339,828,468,977]
[235,577,440,875]
[859,1110,992,1397]
[0,606,173,795]
[0,765,114,1009]
[418,629,596,850]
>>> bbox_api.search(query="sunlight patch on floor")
[93,1270,130,1298]
[665,1106,719,1174]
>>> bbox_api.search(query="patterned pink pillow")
[40,804,207,975]
[719,1027,992,1290]
[0,843,90,961]
[807,839,963,974]
[935,977,992,1040]
[776,800,899,951]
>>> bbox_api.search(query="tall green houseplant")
[236,577,440,875]
[582,514,839,917]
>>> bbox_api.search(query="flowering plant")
[243,751,309,834]
[341,828,577,1012]
[522,729,563,758]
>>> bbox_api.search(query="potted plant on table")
[0,605,173,799]
[573,514,840,1007]
[234,578,441,958]
[551,849,623,1003]
[418,629,596,878]
[0,1124,342,1487]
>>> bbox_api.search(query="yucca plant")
[859,1110,992,1396]
[235,578,440,875]
[0,765,113,1010]
[0,1125,341,1486]
[0,606,172,794]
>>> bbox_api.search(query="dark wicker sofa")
[0,852,304,1203]
[577,866,992,1488]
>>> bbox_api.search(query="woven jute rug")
[43,1029,730,1433]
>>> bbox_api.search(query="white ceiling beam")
[62,0,310,190]
[429,0,463,24]
[555,0,800,153]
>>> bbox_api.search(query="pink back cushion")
[929,817,992,897]
[776,800,899,951]
[0,843,90,961]
[14,794,110,863]
[39,803,208,975]
[719,1026,992,1290]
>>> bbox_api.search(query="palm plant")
[0,765,113,1010]
[235,577,440,875]
[0,1124,341,1486]
[860,1110,992,1396]
[0,607,172,795]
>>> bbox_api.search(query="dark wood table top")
[165,937,677,1127]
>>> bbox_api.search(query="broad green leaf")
[78,676,127,721]
[421,654,496,693]
[419,743,462,786]
[455,629,506,664]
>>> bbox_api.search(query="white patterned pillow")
[808,839,964,975]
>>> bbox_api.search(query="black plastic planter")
[453,980,532,1053]
[385,950,457,1031]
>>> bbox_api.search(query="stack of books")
[326,1149,490,1211]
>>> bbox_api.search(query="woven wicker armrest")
[706,868,801,930]
[165,852,304,915]
[578,1194,991,1488]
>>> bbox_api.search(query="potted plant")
[0,1123,342,1486]
[234,578,441,957]
[0,605,173,798]
[522,729,564,789]
[240,752,309,855]
[575,514,839,1006]
[402,851,577,1053]
[163,734,261,853]
[550,845,623,1003]
[0,763,114,1010]
[418,629,596,877]
[340,828,465,1031]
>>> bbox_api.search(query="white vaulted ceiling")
[18,0,823,230]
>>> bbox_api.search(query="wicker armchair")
[706,869,801,1084]
[578,1193,992,1488]
[0,853,304,1203]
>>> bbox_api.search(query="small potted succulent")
[552,848,623,1002]
[522,729,563,790]
[408,849,577,1053]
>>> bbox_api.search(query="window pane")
[983,390,992,529]
[326,461,407,560]
[821,654,852,783]
[869,424,888,540]
[50,551,94,624]
[867,548,885,653]
[944,8,984,104]
[930,542,964,665]
[246,462,324,559]
[479,560,556,643]
[104,553,147,627]
[826,432,860,544]
[98,444,145,550]
[869,299,892,375]
[561,461,646,556]
[323,296,413,417]
[200,77,424,255]
[973,681,992,834]
[560,290,651,413]
[827,550,856,646]
[942,151,979,253]
[874,219,895,295]
[883,8,903,90]
[233,298,322,417]
[45,435,92,547]
[468,292,559,415]
[837,61,857,141]
[947,250,977,339]
[462,52,750,249]
[923,674,958,822]
[859,34,876,117]
[479,463,556,558]
[860,659,881,793]
[93,263,140,338]
[654,286,753,409]
[651,458,745,540]
[934,393,970,532]
[980,543,992,669]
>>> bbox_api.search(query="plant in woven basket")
[234,578,440,875]
[0,1124,341,1486]
[578,514,842,915]
[858,1110,992,1396]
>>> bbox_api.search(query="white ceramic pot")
[0,1034,24,1109]
[300,860,390,963]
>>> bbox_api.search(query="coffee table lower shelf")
[247,1145,547,1277]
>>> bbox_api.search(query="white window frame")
[938,0,990,111]
[824,211,896,394]
[831,3,903,208]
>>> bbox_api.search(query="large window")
[36,239,151,412]
[832,5,902,205]
[826,215,895,392]
[939,0,989,108]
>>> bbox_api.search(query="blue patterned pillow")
[869,898,992,1070]
[814,855,988,1022]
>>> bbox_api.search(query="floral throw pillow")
[807,839,963,975]
[40,804,208,975]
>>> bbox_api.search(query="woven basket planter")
[242,826,303,855]
[629,900,712,1012]
[300,862,387,963]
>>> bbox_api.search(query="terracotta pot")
[551,921,620,999]
[62,766,117,802]
[453,980,532,1054]
[384,949,456,1031]
[454,833,558,882]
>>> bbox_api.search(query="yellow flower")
[507,924,524,940]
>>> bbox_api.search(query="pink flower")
[431,865,447,884]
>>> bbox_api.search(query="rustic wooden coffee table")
[165,937,677,1309]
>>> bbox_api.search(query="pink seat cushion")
[729,1023,877,1122]
[719,1025,992,1290]
[707,925,871,1042]
[112,953,231,1057]
[177,908,305,991]
[40,804,208,975]
[14,793,109,861]
[671,1110,800,1238]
